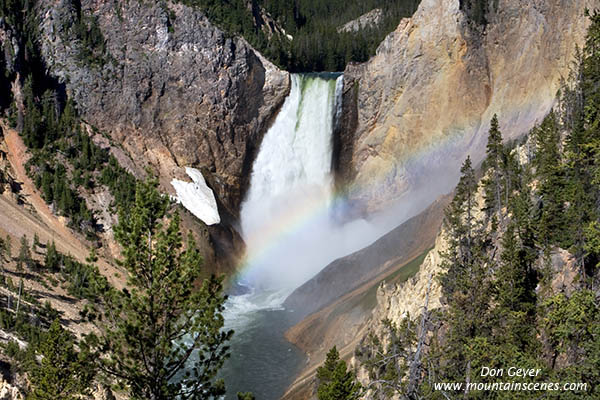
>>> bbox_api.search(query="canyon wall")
[337,0,597,214]
[286,1,599,396]
[36,0,290,218]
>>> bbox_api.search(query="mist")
[237,73,464,302]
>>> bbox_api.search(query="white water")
[224,74,379,321]
[214,73,455,398]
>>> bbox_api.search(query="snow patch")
[171,168,220,225]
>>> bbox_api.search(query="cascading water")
[210,72,447,398]
[219,73,353,399]
[240,74,339,292]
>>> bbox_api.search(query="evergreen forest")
[177,0,421,71]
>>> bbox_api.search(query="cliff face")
[36,0,290,217]
[350,171,489,392]
[337,0,596,214]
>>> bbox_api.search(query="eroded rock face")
[37,0,290,217]
[337,8,384,33]
[337,0,597,214]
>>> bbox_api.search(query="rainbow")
[232,72,555,287]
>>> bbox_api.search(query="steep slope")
[280,195,448,399]
[283,195,449,318]
[282,246,435,400]
[0,122,124,289]
[284,1,598,396]
[35,0,290,218]
[336,0,597,214]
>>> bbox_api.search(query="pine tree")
[318,346,341,384]
[22,75,43,149]
[17,235,32,271]
[44,241,60,272]
[533,112,567,248]
[494,223,537,349]
[439,156,494,383]
[317,346,360,400]
[440,156,479,298]
[95,178,232,400]
[41,171,53,203]
[32,233,40,252]
[27,319,95,400]
[482,114,504,220]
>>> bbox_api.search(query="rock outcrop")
[36,0,290,217]
[337,8,384,33]
[337,0,597,214]
[0,378,22,400]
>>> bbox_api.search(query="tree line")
[1,1,238,397]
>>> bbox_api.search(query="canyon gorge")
[1,0,599,398]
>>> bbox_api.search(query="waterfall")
[225,72,379,325]
[239,74,341,294]
[219,73,376,399]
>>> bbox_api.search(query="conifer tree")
[17,235,32,271]
[441,156,479,298]
[439,156,493,383]
[32,233,40,251]
[317,346,360,400]
[482,114,504,220]
[533,112,567,248]
[44,241,59,272]
[27,319,95,400]
[41,171,53,203]
[95,178,232,400]
[494,223,537,350]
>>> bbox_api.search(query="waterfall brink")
[239,74,341,295]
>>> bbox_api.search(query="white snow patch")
[171,168,221,225]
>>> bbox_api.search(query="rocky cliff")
[337,0,597,214]
[36,0,290,218]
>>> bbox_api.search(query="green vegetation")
[17,235,33,271]
[92,178,232,399]
[316,346,360,400]
[1,2,233,396]
[47,246,111,302]
[0,180,235,398]
[176,0,420,72]
[20,81,137,239]
[261,0,421,71]
[27,319,95,400]
[349,11,600,398]
[70,3,107,66]
[1,0,135,240]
